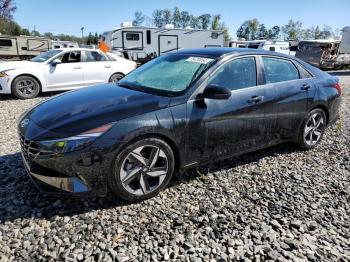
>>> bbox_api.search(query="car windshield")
[118,53,216,96]
[31,50,62,62]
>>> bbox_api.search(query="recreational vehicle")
[229,40,296,56]
[102,23,224,64]
[295,27,350,69]
[52,40,79,49]
[0,35,51,60]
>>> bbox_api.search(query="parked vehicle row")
[18,48,342,201]
[0,48,137,99]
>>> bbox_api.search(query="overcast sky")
[14,0,350,37]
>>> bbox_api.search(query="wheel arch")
[311,104,329,125]
[11,73,43,92]
[117,133,181,173]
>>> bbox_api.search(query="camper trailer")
[102,23,224,64]
[52,40,79,49]
[295,27,350,69]
[229,40,296,56]
[0,35,51,60]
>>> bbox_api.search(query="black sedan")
[18,48,342,201]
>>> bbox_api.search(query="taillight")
[333,82,342,95]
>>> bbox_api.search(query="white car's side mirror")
[51,59,62,65]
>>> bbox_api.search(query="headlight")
[0,71,9,77]
[38,124,113,153]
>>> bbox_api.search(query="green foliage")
[0,17,21,35]
[180,11,191,28]
[282,19,302,40]
[152,9,163,27]
[211,14,221,30]
[199,14,211,30]
[0,0,16,20]
[133,11,145,26]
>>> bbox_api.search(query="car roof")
[174,47,290,59]
[55,48,101,52]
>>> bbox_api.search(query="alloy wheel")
[304,112,325,146]
[120,145,168,196]
[16,79,36,97]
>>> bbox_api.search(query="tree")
[152,9,163,27]
[133,11,145,26]
[0,0,17,20]
[189,15,200,29]
[268,26,280,39]
[248,19,259,40]
[31,30,41,37]
[86,32,94,45]
[172,7,181,28]
[257,24,268,39]
[282,19,302,40]
[211,14,221,30]
[236,22,250,40]
[162,9,172,25]
[313,25,321,39]
[180,11,191,28]
[21,28,30,36]
[43,32,54,39]
[319,25,333,39]
[199,14,211,30]
[219,22,231,44]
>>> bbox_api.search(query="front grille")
[20,135,53,164]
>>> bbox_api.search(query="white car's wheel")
[109,73,124,83]
[12,76,40,99]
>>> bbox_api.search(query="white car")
[0,48,137,99]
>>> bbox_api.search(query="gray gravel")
[0,74,350,261]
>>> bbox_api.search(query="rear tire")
[109,73,124,83]
[297,108,327,150]
[12,76,40,99]
[109,137,175,202]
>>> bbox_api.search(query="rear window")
[0,39,12,47]
[262,57,300,84]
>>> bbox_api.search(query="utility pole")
[81,27,85,43]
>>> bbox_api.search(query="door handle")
[73,66,82,69]
[301,84,311,90]
[248,95,264,103]
[104,65,111,68]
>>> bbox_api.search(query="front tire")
[297,108,327,150]
[109,137,175,202]
[12,76,40,99]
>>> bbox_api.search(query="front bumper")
[0,77,11,94]
[19,133,116,197]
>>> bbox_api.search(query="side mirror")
[51,59,62,65]
[201,85,231,100]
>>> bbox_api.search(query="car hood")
[23,84,171,139]
[0,61,41,72]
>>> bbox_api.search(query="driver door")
[186,56,276,163]
[44,51,84,89]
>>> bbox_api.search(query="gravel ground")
[0,73,350,261]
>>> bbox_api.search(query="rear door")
[259,56,315,140]
[81,50,112,86]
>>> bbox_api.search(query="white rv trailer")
[51,40,79,49]
[0,35,51,60]
[229,40,296,56]
[102,23,224,64]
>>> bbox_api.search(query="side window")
[57,51,81,63]
[298,64,313,78]
[126,33,140,41]
[85,51,107,62]
[208,57,257,91]
[262,57,299,84]
[0,39,12,47]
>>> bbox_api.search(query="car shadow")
[0,142,299,223]
[0,91,64,101]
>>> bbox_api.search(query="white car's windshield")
[118,53,216,96]
[31,50,62,63]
